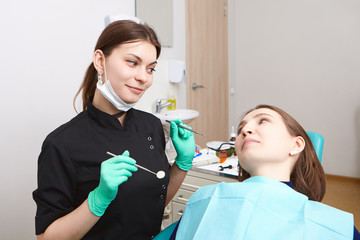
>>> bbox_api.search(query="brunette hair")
[73,20,161,111]
[237,105,326,201]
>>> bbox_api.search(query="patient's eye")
[259,118,269,125]
[237,127,242,135]
[237,123,245,135]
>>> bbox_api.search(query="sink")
[154,109,199,124]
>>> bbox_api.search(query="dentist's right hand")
[88,150,138,217]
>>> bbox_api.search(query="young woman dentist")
[33,20,195,240]
[169,105,359,240]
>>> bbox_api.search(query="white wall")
[0,0,186,239]
[228,0,360,178]
[136,0,187,112]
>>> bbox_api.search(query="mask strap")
[103,55,108,82]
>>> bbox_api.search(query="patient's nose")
[242,127,253,136]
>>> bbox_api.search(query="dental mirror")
[156,171,165,179]
[106,152,165,179]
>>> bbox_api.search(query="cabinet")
[162,169,238,228]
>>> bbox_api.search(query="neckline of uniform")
[86,100,134,130]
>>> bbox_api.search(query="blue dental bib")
[176,176,353,240]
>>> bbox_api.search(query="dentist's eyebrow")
[126,53,157,65]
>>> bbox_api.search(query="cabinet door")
[173,188,194,205]
[172,201,186,222]
[161,204,173,230]
[182,175,218,192]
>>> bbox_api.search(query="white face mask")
[96,57,136,112]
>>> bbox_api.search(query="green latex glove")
[170,119,196,171]
[88,150,138,216]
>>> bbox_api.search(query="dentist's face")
[104,41,157,103]
[235,108,295,174]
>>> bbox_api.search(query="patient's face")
[235,108,295,175]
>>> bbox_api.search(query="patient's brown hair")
[237,105,326,201]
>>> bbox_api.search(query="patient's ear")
[289,136,305,156]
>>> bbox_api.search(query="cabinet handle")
[177,210,184,216]
[176,195,189,202]
[182,183,200,190]
[164,206,171,214]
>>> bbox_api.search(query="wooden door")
[186,0,229,147]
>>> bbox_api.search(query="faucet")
[155,99,173,113]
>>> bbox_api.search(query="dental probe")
[165,120,206,136]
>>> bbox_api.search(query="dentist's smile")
[127,85,144,94]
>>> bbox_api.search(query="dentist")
[33,20,195,240]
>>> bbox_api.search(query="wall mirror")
[135,0,173,47]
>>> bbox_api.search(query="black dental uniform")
[33,101,170,240]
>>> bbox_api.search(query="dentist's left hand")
[170,119,196,171]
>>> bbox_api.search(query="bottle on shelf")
[230,126,237,156]
[229,126,236,142]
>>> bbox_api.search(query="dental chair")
[154,131,324,239]
[306,131,324,163]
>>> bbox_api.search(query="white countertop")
[168,148,239,178]
[196,156,239,177]
[192,148,239,177]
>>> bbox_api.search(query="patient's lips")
[242,138,260,150]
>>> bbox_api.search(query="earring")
[98,72,103,83]
[290,151,297,156]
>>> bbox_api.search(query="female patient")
[169,105,359,240]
